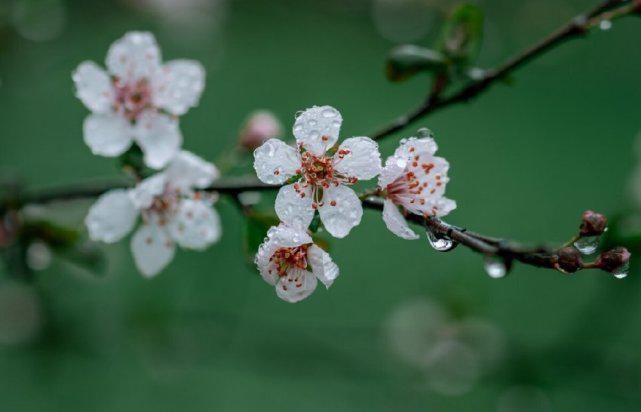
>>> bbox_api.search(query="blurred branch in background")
[375,0,641,140]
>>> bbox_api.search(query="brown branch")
[371,0,637,141]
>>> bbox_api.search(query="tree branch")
[370,0,638,141]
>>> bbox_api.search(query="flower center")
[144,186,180,225]
[294,147,358,208]
[113,78,152,121]
[270,244,310,277]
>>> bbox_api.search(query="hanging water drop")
[484,256,507,279]
[574,235,600,255]
[426,229,457,252]
[613,262,629,279]
[599,20,612,31]
[417,127,434,139]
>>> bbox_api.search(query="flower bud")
[595,247,631,273]
[556,246,583,273]
[238,110,282,151]
[579,210,607,237]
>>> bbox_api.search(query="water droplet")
[613,262,629,279]
[426,229,456,252]
[308,119,317,126]
[417,128,434,139]
[599,20,612,31]
[573,235,600,255]
[484,256,507,279]
[396,158,407,168]
[321,108,336,118]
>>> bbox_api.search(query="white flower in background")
[85,151,220,277]
[378,136,456,240]
[255,223,339,303]
[73,31,205,169]
[253,106,382,238]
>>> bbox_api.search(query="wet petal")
[255,223,312,286]
[83,113,133,157]
[333,136,381,180]
[275,268,317,303]
[253,139,301,185]
[106,31,161,81]
[168,199,221,250]
[165,150,219,190]
[131,223,175,278]
[318,185,362,238]
[292,106,342,156]
[275,184,314,229]
[382,199,419,240]
[73,61,114,113]
[134,110,182,169]
[152,59,205,116]
[85,189,138,243]
[307,244,339,288]
[378,153,407,188]
[129,173,167,209]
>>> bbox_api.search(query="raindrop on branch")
[599,20,612,31]
[484,256,507,279]
[426,229,457,252]
[574,235,600,255]
[613,262,629,279]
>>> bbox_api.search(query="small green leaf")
[386,45,448,82]
[59,240,107,275]
[439,3,484,68]
[309,211,321,233]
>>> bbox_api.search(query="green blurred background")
[1,0,641,410]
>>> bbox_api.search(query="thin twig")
[370,0,636,141]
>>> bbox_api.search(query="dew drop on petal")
[613,262,629,279]
[426,229,456,252]
[417,127,434,139]
[573,235,599,255]
[484,256,507,279]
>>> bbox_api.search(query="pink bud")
[556,246,583,273]
[238,110,282,151]
[579,210,607,237]
[595,247,631,273]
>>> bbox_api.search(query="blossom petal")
[307,245,339,288]
[318,185,362,238]
[255,223,312,286]
[106,31,161,81]
[134,111,182,169]
[253,139,301,185]
[378,153,407,188]
[382,199,419,240]
[83,113,133,157]
[275,268,317,303]
[131,223,175,278]
[85,189,138,243]
[292,106,342,156]
[73,61,114,113]
[168,199,221,250]
[129,173,167,209]
[275,184,314,229]
[165,150,219,190]
[333,136,381,180]
[152,60,205,116]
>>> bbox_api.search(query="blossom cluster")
[74,32,457,301]
[252,107,456,302]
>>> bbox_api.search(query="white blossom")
[253,106,382,238]
[378,137,456,240]
[85,151,220,277]
[255,223,339,303]
[73,31,205,169]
